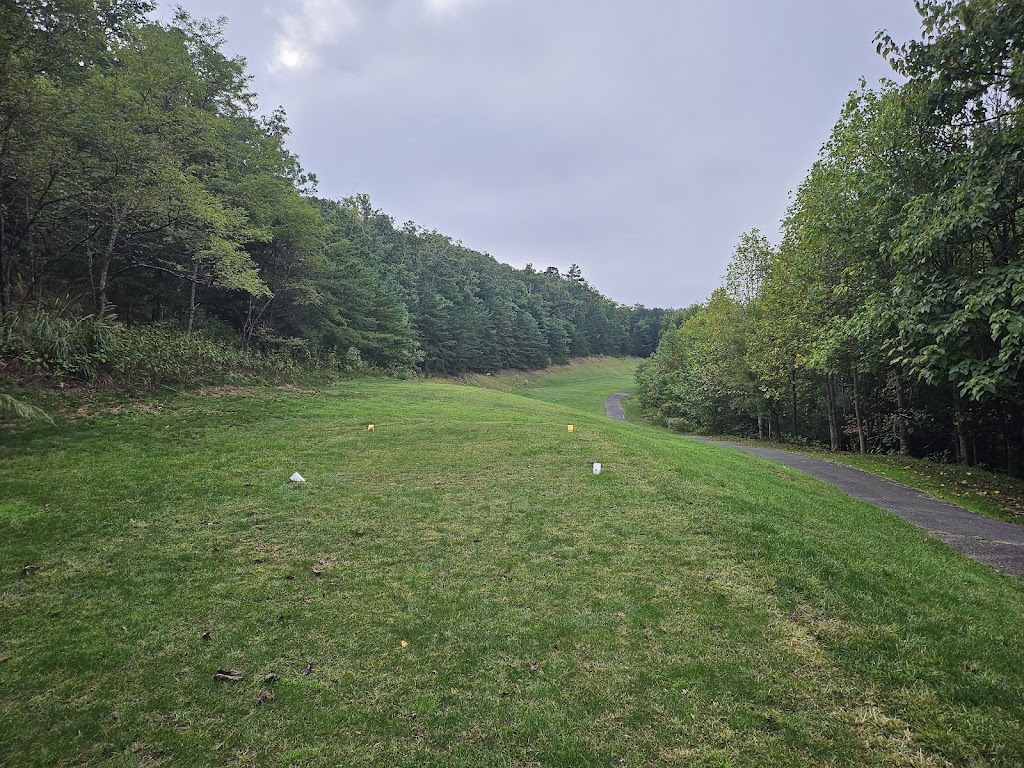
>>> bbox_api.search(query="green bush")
[0,309,119,383]
[0,309,330,389]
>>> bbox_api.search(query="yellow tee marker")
[567,425,574,433]
[367,424,375,432]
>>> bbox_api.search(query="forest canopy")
[638,0,1024,476]
[0,1,667,388]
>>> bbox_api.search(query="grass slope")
[454,356,637,415]
[702,435,1024,526]
[2,369,1023,766]
[775,447,1024,526]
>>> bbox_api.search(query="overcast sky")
[157,1,924,309]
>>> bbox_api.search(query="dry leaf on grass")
[256,690,275,705]
[300,662,314,676]
[213,668,243,682]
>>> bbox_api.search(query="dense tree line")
[639,0,1024,476]
[0,1,665,388]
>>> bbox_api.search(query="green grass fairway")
[3,367,1024,765]
[706,437,1024,526]
[454,356,638,414]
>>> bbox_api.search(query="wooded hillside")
[0,1,666,388]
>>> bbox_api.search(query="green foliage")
[318,199,655,375]
[1,309,121,383]
[0,308,314,388]
[637,290,761,433]
[877,0,1024,404]
[0,393,52,423]
[112,324,304,387]
[640,3,1024,472]
[0,4,666,385]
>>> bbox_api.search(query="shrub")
[0,309,325,389]
[0,309,119,383]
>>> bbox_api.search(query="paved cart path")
[603,391,1024,578]
[604,391,631,421]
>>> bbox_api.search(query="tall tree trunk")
[954,396,972,466]
[0,254,7,314]
[852,369,867,454]
[1006,409,1023,477]
[97,257,112,318]
[826,374,841,451]
[789,367,798,438]
[97,204,128,319]
[0,208,8,315]
[893,366,910,455]
[757,414,765,441]
[244,294,255,346]
[187,260,199,333]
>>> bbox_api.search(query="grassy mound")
[2,372,1023,765]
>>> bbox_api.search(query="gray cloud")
[160,0,924,307]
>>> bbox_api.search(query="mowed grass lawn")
[2,365,1024,765]
[454,356,638,415]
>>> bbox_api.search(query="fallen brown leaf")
[300,662,314,676]
[264,672,278,684]
[256,690,275,705]
[213,668,243,682]
[201,631,212,641]
[20,564,40,577]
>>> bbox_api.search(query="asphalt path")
[603,391,1024,578]
[604,391,631,421]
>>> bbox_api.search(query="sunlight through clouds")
[271,0,480,72]
[424,0,478,14]
[271,0,357,72]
